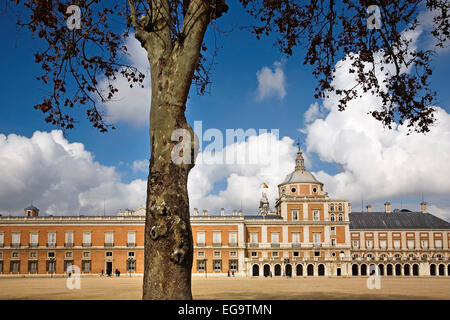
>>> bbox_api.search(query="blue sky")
[0,3,450,218]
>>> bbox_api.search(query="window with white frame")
[250,232,258,244]
[379,239,387,249]
[197,260,205,272]
[271,232,279,244]
[213,260,222,271]
[330,227,336,235]
[330,214,335,222]
[65,231,74,245]
[229,260,238,271]
[30,232,38,246]
[83,232,91,245]
[338,203,343,212]
[292,232,300,244]
[230,251,237,257]
[197,251,205,258]
[213,232,221,245]
[313,233,321,244]
[251,251,257,257]
[65,252,72,258]
[106,251,113,257]
[421,239,429,249]
[104,232,114,245]
[272,252,279,257]
[330,204,335,211]
[352,239,359,249]
[128,251,135,258]
[48,232,56,246]
[30,252,37,258]
[331,238,336,247]
[338,214,343,221]
[127,231,136,245]
[229,232,237,245]
[393,239,401,249]
[12,252,19,258]
[366,239,373,249]
[292,210,299,221]
[213,251,221,258]
[435,239,442,249]
[83,252,90,258]
[313,210,319,221]
[197,232,205,245]
[48,252,55,258]
[407,239,415,249]
[12,232,20,245]
[0,232,3,246]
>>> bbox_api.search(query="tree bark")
[127,0,227,300]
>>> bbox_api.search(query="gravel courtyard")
[0,276,448,300]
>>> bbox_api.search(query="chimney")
[366,205,372,213]
[233,210,237,216]
[238,210,243,216]
[193,208,198,216]
[220,208,225,216]
[203,209,208,216]
[421,202,427,214]
[348,203,352,213]
[384,202,391,213]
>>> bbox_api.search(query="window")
[271,232,279,244]
[250,233,258,244]
[291,187,296,193]
[65,231,74,245]
[197,260,205,272]
[213,260,222,271]
[314,251,320,257]
[230,251,237,257]
[330,227,336,235]
[127,231,136,246]
[272,252,279,257]
[292,210,299,221]
[331,239,336,247]
[338,203,343,212]
[30,252,37,258]
[313,210,319,221]
[105,232,114,246]
[83,252,90,258]
[47,260,56,273]
[82,260,91,272]
[48,232,56,246]
[421,239,429,249]
[64,260,73,272]
[48,252,55,258]
[83,232,91,245]
[12,232,20,246]
[379,239,387,249]
[228,232,237,246]
[214,251,221,258]
[65,252,72,258]
[293,251,299,257]
[12,252,19,258]
[330,214,335,222]
[30,232,38,246]
[197,232,205,246]
[338,214,343,221]
[251,251,257,257]
[330,204,335,211]
[128,251,135,258]
[292,232,300,244]
[332,252,336,257]
[106,251,113,257]
[435,239,442,249]
[313,233,321,244]
[352,240,359,249]
[393,239,401,249]
[0,252,2,259]
[127,260,136,272]
[0,232,3,246]
[213,232,222,246]
[229,260,238,271]
[10,261,20,273]
[0,261,3,273]
[366,239,373,249]
[407,239,415,249]
[197,251,205,258]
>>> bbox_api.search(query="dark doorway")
[307,264,314,276]
[296,264,303,276]
[438,264,445,276]
[360,264,367,276]
[337,268,341,276]
[395,264,402,276]
[404,264,410,276]
[285,264,292,277]
[318,264,325,276]
[252,264,259,277]
[263,264,270,277]
[106,262,113,276]
[387,264,393,276]
[378,264,384,276]
[413,264,419,276]
[430,264,436,276]
[352,264,358,276]
[274,264,281,276]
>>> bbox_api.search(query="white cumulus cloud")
[0,130,146,216]
[256,61,286,100]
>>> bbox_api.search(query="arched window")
[330,204,335,211]
[338,214,343,221]
[338,204,343,212]
[330,214,335,222]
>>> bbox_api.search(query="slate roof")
[349,211,450,230]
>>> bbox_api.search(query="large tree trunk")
[128,0,227,300]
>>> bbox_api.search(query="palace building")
[0,149,449,277]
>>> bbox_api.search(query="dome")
[279,148,323,185]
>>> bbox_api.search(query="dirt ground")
[0,276,448,300]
